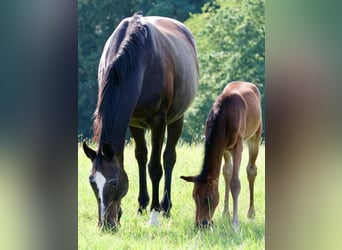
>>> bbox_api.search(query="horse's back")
[144,16,197,51]
[222,82,262,140]
[142,16,199,123]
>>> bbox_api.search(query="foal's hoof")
[232,222,240,233]
[231,217,240,232]
[196,220,214,230]
[247,207,255,220]
[222,209,230,218]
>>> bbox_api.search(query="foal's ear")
[101,142,114,159]
[180,176,198,183]
[83,141,96,161]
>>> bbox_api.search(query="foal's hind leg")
[222,150,233,217]
[246,125,262,220]
[161,116,184,217]
[129,126,150,214]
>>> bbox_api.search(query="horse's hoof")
[247,207,255,220]
[137,207,147,215]
[222,209,230,218]
[149,209,160,225]
[100,220,120,233]
[162,210,171,218]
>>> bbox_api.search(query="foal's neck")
[201,140,224,180]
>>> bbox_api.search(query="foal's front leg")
[231,139,243,227]
[222,150,233,217]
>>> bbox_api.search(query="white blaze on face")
[94,171,106,221]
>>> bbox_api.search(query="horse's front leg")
[161,116,184,217]
[129,126,150,214]
[148,114,166,225]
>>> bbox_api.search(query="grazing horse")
[83,13,199,228]
[181,81,262,228]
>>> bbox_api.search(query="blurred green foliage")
[182,0,265,142]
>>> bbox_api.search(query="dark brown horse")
[83,13,199,228]
[181,81,262,228]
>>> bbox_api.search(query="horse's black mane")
[93,13,148,143]
[113,13,147,79]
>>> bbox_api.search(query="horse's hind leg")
[246,125,262,219]
[129,126,150,214]
[161,116,184,217]
[222,150,233,217]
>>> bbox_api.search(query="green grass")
[78,142,265,249]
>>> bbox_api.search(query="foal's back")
[206,81,261,149]
[214,81,261,149]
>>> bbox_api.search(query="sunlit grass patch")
[78,143,265,249]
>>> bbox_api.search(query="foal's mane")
[197,92,247,181]
[197,94,225,182]
[93,13,148,142]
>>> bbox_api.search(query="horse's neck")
[202,140,224,179]
[99,77,141,162]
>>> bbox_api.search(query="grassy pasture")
[78,142,265,249]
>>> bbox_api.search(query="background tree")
[182,0,265,142]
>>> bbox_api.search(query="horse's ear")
[180,175,198,183]
[101,142,114,159]
[83,141,96,161]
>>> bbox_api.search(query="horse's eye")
[107,178,118,187]
[89,175,95,183]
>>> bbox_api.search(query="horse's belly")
[129,117,150,129]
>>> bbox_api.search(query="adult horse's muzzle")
[195,220,214,229]
[99,218,118,232]
[98,203,122,231]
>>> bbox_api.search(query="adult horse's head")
[83,141,128,229]
[181,175,219,228]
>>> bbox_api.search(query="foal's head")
[181,175,219,228]
[83,142,128,229]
